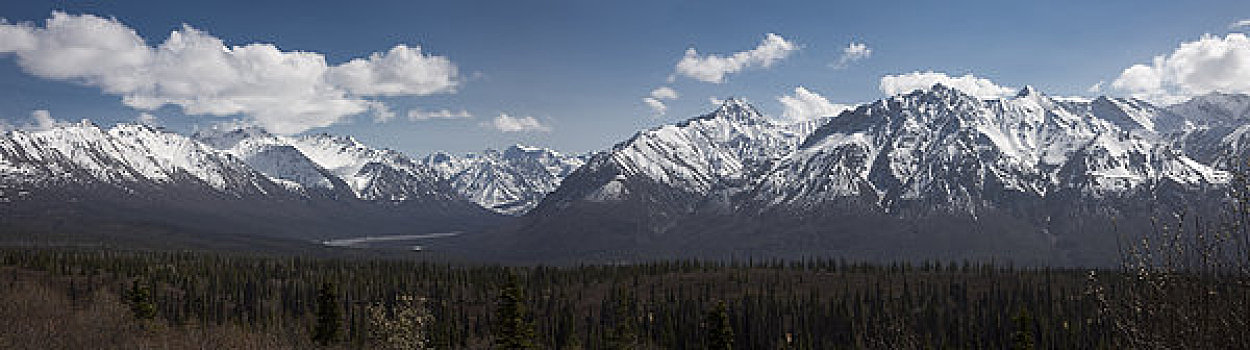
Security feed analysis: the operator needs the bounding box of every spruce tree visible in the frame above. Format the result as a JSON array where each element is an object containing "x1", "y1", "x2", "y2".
[
  {"x1": 705, "y1": 300, "x2": 734, "y2": 350},
  {"x1": 605, "y1": 295, "x2": 639, "y2": 349},
  {"x1": 1011, "y1": 307, "x2": 1035, "y2": 350},
  {"x1": 313, "y1": 282, "x2": 343, "y2": 346},
  {"x1": 494, "y1": 272, "x2": 536, "y2": 349},
  {"x1": 126, "y1": 278, "x2": 157, "y2": 321}
]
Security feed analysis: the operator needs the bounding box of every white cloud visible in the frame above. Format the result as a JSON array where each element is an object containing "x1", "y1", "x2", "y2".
[
  {"x1": 777, "y1": 86, "x2": 850, "y2": 122},
  {"x1": 1087, "y1": 81, "x2": 1104, "y2": 94},
  {"x1": 327, "y1": 45, "x2": 457, "y2": 96},
  {"x1": 368, "y1": 102, "x2": 397, "y2": 122},
  {"x1": 674, "y1": 33, "x2": 798, "y2": 83},
  {"x1": 1231, "y1": 19, "x2": 1250, "y2": 30},
  {"x1": 408, "y1": 108, "x2": 472, "y2": 121},
  {"x1": 879, "y1": 71, "x2": 1015, "y2": 99},
  {"x1": 31, "y1": 110, "x2": 61, "y2": 130},
  {"x1": 650, "y1": 86, "x2": 679, "y2": 100},
  {"x1": 0, "y1": 12, "x2": 461, "y2": 134},
  {"x1": 26, "y1": 109, "x2": 69, "y2": 131},
  {"x1": 708, "y1": 96, "x2": 725, "y2": 106},
  {"x1": 832, "y1": 42, "x2": 872, "y2": 69},
  {"x1": 1110, "y1": 33, "x2": 1250, "y2": 104},
  {"x1": 137, "y1": 112, "x2": 158, "y2": 125},
  {"x1": 643, "y1": 86, "x2": 679, "y2": 115},
  {"x1": 642, "y1": 97, "x2": 667, "y2": 115},
  {"x1": 489, "y1": 114, "x2": 550, "y2": 133}
]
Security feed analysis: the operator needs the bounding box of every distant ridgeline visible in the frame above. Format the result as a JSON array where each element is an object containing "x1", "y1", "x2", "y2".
[{"x1": 3, "y1": 86, "x2": 1250, "y2": 265}]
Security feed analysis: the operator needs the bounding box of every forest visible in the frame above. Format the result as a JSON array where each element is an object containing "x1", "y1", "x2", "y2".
[{"x1": 0, "y1": 218, "x2": 1245, "y2": 350}]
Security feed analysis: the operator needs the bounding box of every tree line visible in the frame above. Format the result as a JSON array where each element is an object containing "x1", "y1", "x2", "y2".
[{"x1": 0, "y1": 249, "x2": 1117, "y2": 348}]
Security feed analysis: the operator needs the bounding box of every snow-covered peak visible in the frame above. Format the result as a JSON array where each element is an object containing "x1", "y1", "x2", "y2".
[
  {"x1": 755, "y1": 84, "x2": 1224, "y2": 212},
  {"x1": 192, "y1": 125, "x2": 275, "y2": 149},
  {"x1": 1015, "y1": 85, "x2": 1042, "y2": 98},
  {"x1": 698, "y1": 97, "x2": 771, "y2": 125},
  {"x1": 1167, "y1": 92, "x2": 1250, "y2": 127},
  {"x1": 1088, "y1": 96, "x2": 1175, "y2": 132},
  {"x1": 537, "y1": 99, "x2": 803, "y2": 214},
  {"x1": 0, "y1": 122, "x2": 278, "y2": 194},
  {"x1": 424, "y1": 145, "x2": 587, "y2": 215}
]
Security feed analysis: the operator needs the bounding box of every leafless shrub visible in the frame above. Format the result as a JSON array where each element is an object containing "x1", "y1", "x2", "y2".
[
  {"x1": 1090, "y1": 188, "x2": 1250, "y2": 348},
  {"x1": 367, "y1": 294, "x2": 433, "y2": 350}
]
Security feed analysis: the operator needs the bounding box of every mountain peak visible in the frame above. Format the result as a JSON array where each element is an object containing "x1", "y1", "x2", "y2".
[
  {"x1": 704, "y1": 97, "x2": 768, "y2": 124},
  {"x1": 192, "y1": 124, "x2": 276, "y2": 149},
  {"x1": 902, "y1": 83, "x2": 967, "y2": 99},
  {"x1": 1015, "y1": 85, "x2": 1042, "y2": 98}
]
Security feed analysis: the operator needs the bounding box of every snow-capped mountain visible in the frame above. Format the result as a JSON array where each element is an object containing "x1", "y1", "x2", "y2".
[
  {"x1": 3, "y1": 83, "x2": 1247, "y2": 264},
  {"x1": 1165, "y1": 92, "x2": 1250, "y2": 168},
  {"x1": 191, "y1": 126, "x2": 347, "y2": 195},
  {"x1": 533, "y1": 98, "x2": 804, "y2": 217},
  {"x1": 192, "y1": 126, "x2": 459, "y2": 203},
  {"x1": 0, "y1": 122, "x2": 285, "y2": 198},
  {"x1": 503, "y1": 85, "x2": 1235, "y2": 265},
  {"x1": 0, "y1": 123, "x2": 502, "y2": 245},
  {"x1": 753, "y1": 84, "x2": 1224, "y2": 212},
  {"x1": 423, "y1": 145, "x2": 586, "y2": 215}
]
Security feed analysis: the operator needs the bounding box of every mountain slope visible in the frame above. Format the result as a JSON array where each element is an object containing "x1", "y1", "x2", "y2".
[
  {"x1": 0, "y1": 123, "x2": 505, "y2": 248},
  {"x1": 1165, "y1": 92, "x2": 1250, "y2": 168},
  {"x1": 754, "y1": 84, "x2": 1223, "y2": 212},
  {"x1": 532, "y1": 99, "x2": 802, "y2": 217},
  {"x1": 498, "y1": 85, "x2": 1230, "y2": 265},
  {"x1": 424, "y1": 145, "x2": 586, "y2": 215}
]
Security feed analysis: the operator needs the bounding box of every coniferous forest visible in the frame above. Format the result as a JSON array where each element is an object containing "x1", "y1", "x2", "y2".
[{"x1": 0, "y1": 248, "x2": 1155, "y2": 349}]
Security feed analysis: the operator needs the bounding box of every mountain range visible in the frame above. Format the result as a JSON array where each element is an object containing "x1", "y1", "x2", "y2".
[{"x1": 0, "y1": 84, "x2": 1245, "y2": 264}]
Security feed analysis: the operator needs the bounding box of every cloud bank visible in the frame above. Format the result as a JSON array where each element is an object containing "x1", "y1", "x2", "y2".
[
  {"x1": 832, "y1": 42, "x2": 872, "y2": 69},
  {"x1": 674, "y1": 33, "x2": 798, "y2": 83},
  {"x1": 879, "y1": 71, "x2": 1014, "y2": 99},
  {"x1": 777, "y1": 87, "x2": 850, "y2": 122},
  {"x1": 489, "y1": 114, "x2": 550, "y2": 133},
  {"x1": 643, "y1": 86, "x2": 680, "y2": 115},
  {"x1": 0, "y1": 12, "x2": 461, "y2": 134},
  {"x1": 408, "y1": 109, "x2": 472, "y2": 121},
  {"x1": 1110, "y1": 33, "x2": 1250, "y2": 104}
]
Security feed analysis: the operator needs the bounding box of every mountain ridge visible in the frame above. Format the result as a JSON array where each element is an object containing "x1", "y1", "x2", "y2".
[{"x1": 1, "y1": 84, "x2": 1246, "y2": 265}]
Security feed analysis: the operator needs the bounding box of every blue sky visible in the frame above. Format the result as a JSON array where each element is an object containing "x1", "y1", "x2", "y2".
[{"x1": 2, "y1": 0, "x2": 1249, "y2": 155}]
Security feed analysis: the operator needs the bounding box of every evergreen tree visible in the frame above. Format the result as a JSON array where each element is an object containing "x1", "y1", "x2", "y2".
[
  {"x1": 1011, "y1": 307, "x2": 1035, "y2": 350},
  {"x1": 494, "y1": 272, "x2": 536, "y2": 349},
  {"x1": 313, "y1": 282, "x2": 343, "y2": 346},
  {"x1": 126, "y1": 278, "x2": 157, "y2": 321},
  {"x1": 605, "y1": 295, "x2": 639, "y2": 349},
  {"x1": 705, "y1": 300, "x2": 734, "y2": 350}
]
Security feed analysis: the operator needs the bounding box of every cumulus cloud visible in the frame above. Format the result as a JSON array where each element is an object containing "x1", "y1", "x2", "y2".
[
  {"x1": 643, "y1": 86, "x2": 680, "y2": 115},
  {"x1": 21, "y1": 109, "x2": 72, "y2": 131},
  {"x1": 831, "y1": 42, "x2": 872, "y2": 69},
  {"x1": 30, "y1": 110, "x2": 64, "y2": 130},
  {"x1": 674, "y1": 33, "x2": 798, "y2": 83},
  {"x1": 1231, "y1": 19, "x2": 1250, "y2": 30},
  {"x1": 0, "y1": 12, "x2": 461, "y2": 134},
  {"x1": 1110, "y1": 33, "x2": 1250, "y2": 104},
  {"x1": 777, "y1": 87, "x2": 850, "y2": 122},
  {"x1": 650, "y1": 86, "x2": 679, "y2": 100},
  {"x1": 489, "y1": 114, "x2": 550, "y2": 132},
  {"x1": 1087, "y1": 81, "x2": 1104, "y2": 94},
  {"x1": 408, "y1": 108, "x2": 472, "y2": 121},
  {"x1": 327, "y1": 45, "x2": 457, "y2": 96},
  {"x1": 642, "y1": 97, "x2": 667, "y2": 115},
  {"x1": 879, "y1": 71, "x2": 1015, "y2": 99},
  {"x1": 137, "y1": 112, "x2": 158, "y2": 125}
]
